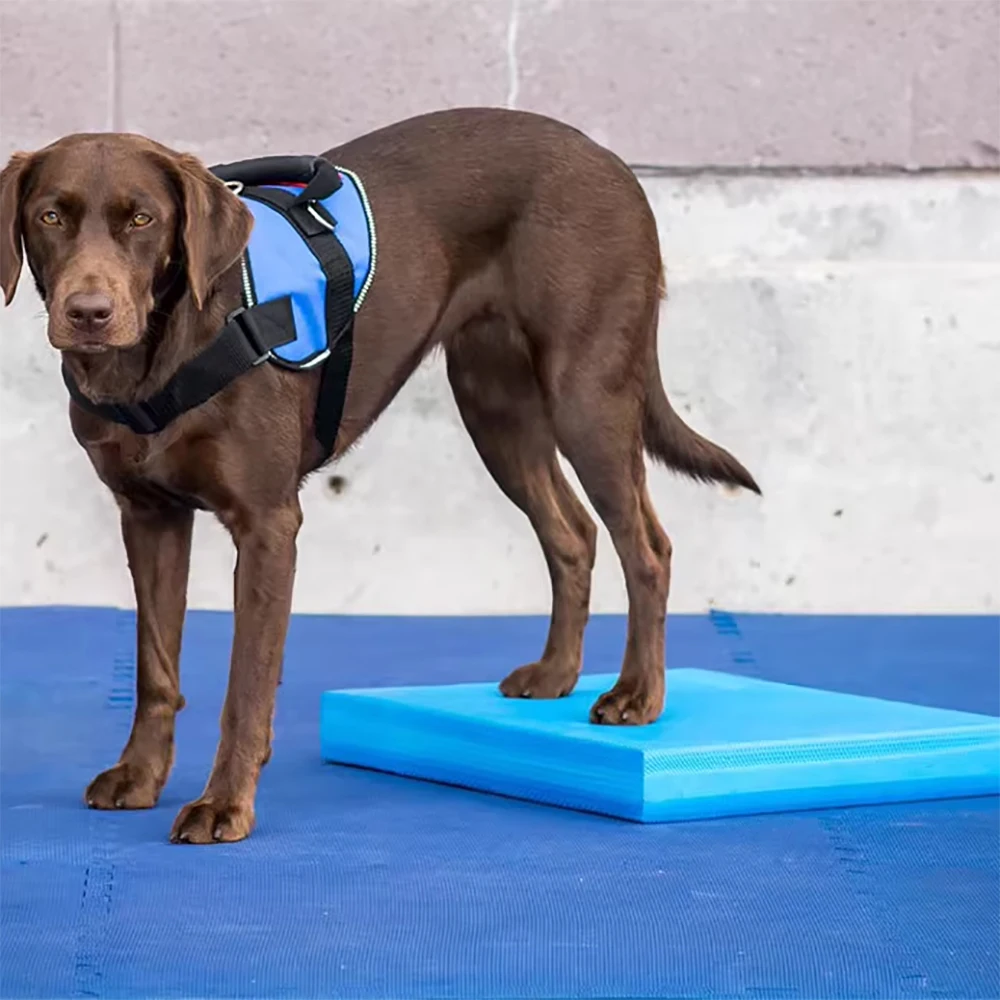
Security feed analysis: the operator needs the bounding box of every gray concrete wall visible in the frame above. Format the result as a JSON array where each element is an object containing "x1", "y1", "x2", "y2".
[
  {"x1": 3, "y1": 173, "x2": 997, "y2": 614},
  {"x1": 2, "y1": 0, "x2": 998, "y2": 167},
  {"x1": 1, "y1": 1, "x2": 998, "y2": 614}
]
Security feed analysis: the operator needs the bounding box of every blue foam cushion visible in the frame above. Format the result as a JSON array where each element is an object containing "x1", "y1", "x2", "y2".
[{"x1": 321, "y1": 669, "x2": 1000, "y2": 822}]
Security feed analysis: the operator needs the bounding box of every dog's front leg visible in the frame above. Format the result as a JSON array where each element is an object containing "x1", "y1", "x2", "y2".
[
  {"x1": 86, "y1": 502, "x2": 193, "y2": 810},
  {"x1": 169, "y1": 499, "x2": 302, "y2": 844}
]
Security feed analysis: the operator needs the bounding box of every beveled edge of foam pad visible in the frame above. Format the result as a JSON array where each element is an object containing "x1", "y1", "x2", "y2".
[
  {"x1": 319, "y1": 670, "x2": 1000, "y2": 823},
  {"x1": 321, "y1": 687, "x2": 646, "y2": 818}
]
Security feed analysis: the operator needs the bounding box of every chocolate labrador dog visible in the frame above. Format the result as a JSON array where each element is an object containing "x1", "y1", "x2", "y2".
[{"x1": 0, "y1": 107, "x2": 758, "y2": 844}]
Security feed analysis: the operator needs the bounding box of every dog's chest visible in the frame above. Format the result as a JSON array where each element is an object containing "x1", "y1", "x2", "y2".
[{"x1": 93, "y1": 435, "x2": 213, "y2": 511}]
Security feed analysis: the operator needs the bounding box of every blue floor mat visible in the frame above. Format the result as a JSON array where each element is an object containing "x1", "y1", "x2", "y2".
[
  {"x1": 1, "y1": 608, "x2": 998, "y2": 999},
  {"x1": 707, "y1": 611, "x2": 1000, "y2": 715}
]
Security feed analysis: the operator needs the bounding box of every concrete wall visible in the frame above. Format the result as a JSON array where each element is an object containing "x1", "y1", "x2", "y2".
[
  {"x1": 2, "y1": 0, "x2": 998, "y2": 167},
  {"x1": 1, "y1": 0, "x2": 998, "y2": 615}
]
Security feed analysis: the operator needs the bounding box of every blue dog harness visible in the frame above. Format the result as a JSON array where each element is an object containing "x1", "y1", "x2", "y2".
[
  {"x1": 61, "y1": 155, "x2": 376, "y2": 460},
  {"x1": 238, "y1": 168, "x2": 376, "y2": 368}
]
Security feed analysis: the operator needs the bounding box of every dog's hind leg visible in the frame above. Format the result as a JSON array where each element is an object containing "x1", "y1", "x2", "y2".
[
  {"x1": 540, "y1": 302, "x2": 673, "y2": 726},
  {"x1": 446, "y1": 316, "x2": 597, "y2": 698}
]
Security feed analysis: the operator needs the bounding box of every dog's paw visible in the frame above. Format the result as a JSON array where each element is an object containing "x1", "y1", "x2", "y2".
[
  {"x1": 589, "y1": 679, "x2": 664, "y2": 725},
  {"x1": 85, "y1": 762, "x2": 162, "y2": 810},
  {"x1": 499, "y1": 660, "x2": 579, "y2": 699},
  {"x1": 169, "y1": 797, "x2": 255, "y2": 845}
]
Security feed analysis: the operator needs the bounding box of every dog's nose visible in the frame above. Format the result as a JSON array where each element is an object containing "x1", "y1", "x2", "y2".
[{"x1": 65, "y1": 292, "x2": 114, "y2": 331}]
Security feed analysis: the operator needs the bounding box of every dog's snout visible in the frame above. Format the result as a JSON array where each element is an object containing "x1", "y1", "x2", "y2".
[{"x1": 65, "y1": 292, "x2": 114, "y2": 332}]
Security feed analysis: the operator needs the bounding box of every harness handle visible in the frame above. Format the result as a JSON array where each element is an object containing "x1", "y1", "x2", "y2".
[{"x1": 209, "y1": 155, "x2": 342, "y2": 203}]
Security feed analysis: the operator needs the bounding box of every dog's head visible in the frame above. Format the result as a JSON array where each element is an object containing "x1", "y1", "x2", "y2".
[{"x1": 0, "y1": 134, "x2": 252, "y2": 354}]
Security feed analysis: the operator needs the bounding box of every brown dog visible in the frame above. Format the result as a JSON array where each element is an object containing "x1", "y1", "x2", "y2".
[{"x1": 0, "y1": 108, "x2": 758, "y2": 844}]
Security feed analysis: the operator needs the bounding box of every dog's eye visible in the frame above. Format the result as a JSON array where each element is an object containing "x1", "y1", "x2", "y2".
[
  {"x1": 130, "y1": 213, "x2": 153, "y2": 229},
  {"x1": 40, "y1": 210, "x2": 61, "y2": 226}
]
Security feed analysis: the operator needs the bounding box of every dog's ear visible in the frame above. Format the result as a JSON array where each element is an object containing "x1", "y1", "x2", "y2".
[
  {"x1": 0, "y1": 150, "x2": 35, "y2": 306},
  {"x1": 169, "y1": 153, "x2": 254, "y2": 311}
]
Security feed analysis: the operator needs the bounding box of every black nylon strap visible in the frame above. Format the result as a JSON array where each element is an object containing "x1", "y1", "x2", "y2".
[
  {"x1": 242, "y1": 186, "x2": 333, "y2": 239},
  {"x1": 241, "y1": 188, "x2": 352, "y2": 332},
  {"x1": 314, "y1": 315, "x2": 354, "y2": 457},
  {"x1": 242, "y1": 185, "x2": 356, "y2": 457},
  {"x1": 62, "y1": 297, "x2": 297, "y2": 434}
]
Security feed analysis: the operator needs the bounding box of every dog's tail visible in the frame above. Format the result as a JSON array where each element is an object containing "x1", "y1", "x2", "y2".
[
  {"x1": 642, "y1": 376, "x2": 760, "y2": 493},
  {"x1": 641, "y1": 268, "x2": 761, "y2": 494}
]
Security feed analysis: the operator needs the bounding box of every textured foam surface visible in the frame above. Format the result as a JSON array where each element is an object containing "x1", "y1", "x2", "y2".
[
  {"x1": 2, "y1": 608, "x2": 998, "y2": 999},
  {"x1": 322, "y1": 669, "x2": 1000, "y2": 822}
]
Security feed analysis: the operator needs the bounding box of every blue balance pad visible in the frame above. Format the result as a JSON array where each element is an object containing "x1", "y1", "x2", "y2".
[{"x1": 320, "y1": 669, "x2": 1000, "y2": 822}]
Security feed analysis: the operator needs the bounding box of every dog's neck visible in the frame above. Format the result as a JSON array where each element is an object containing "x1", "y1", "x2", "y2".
[{"x1": 60, "y1": 266, "x2": 242, "y2": 405}]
